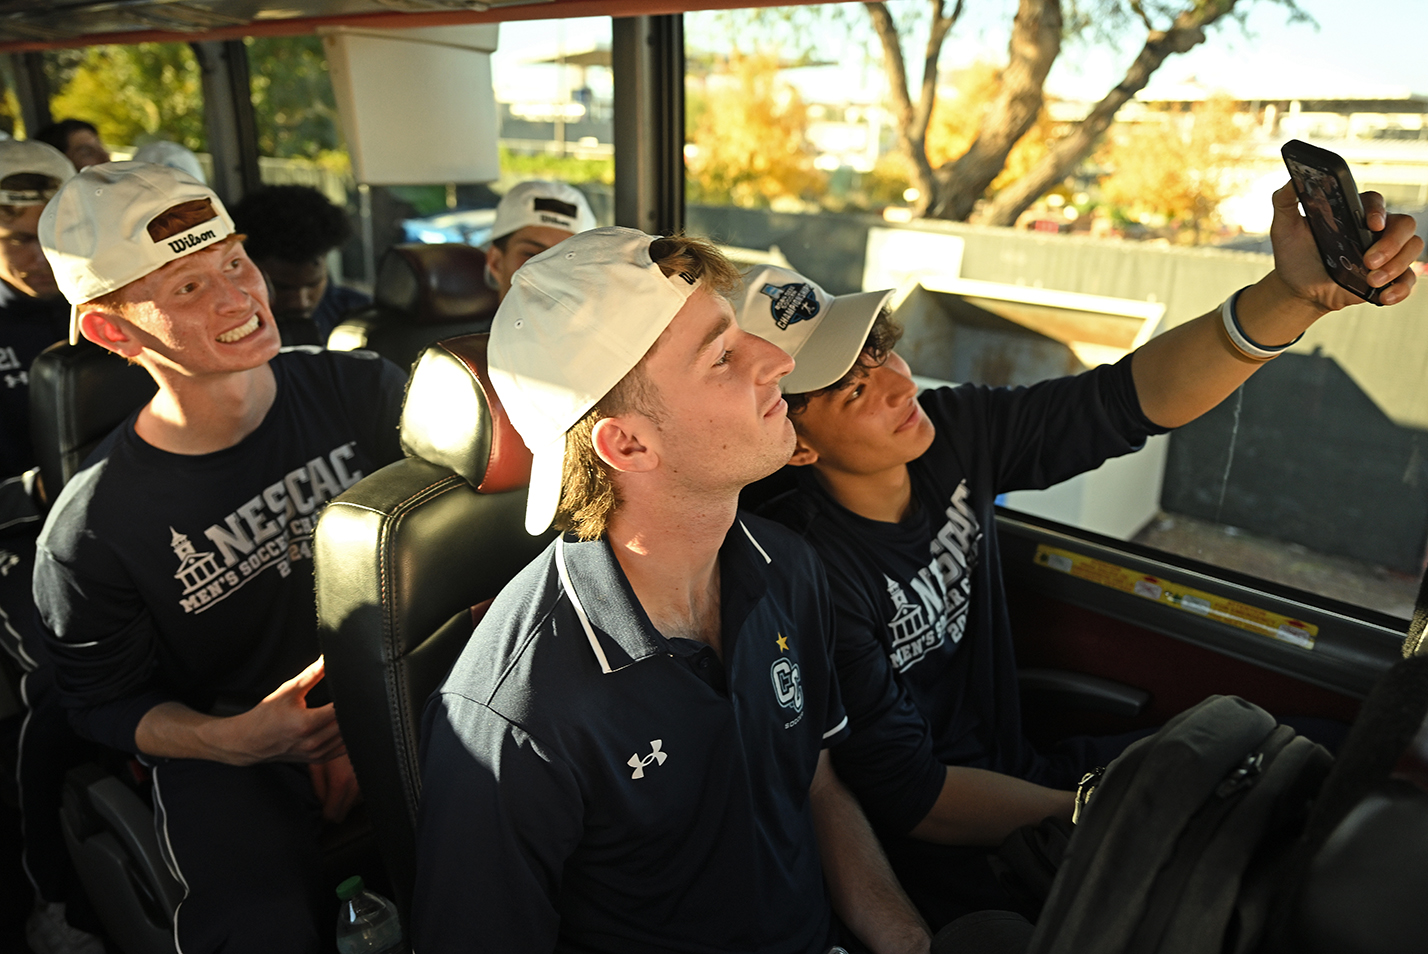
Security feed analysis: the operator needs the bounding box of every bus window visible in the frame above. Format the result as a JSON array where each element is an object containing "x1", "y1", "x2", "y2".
[
  {"x1": 684, "y1": 2, "x2": 1428, "y2": 622},
  {"x1": 41, "y1": 42, "x2": 208, "y2": 172}
]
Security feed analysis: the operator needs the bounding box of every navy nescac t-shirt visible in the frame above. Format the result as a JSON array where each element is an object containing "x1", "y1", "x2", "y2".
[
  {"x1": 33, "y1": 348, "x2": 406, "y2": 752},
  {"x1": 0, "y1": 283, "x2": 69, "y2": 479},
  {"x1": 414, "y1": 515, "x2": 851, "y2": 954},
  {"x1": 766, "y1": 355, "x2": 1167, "y2": 835}
]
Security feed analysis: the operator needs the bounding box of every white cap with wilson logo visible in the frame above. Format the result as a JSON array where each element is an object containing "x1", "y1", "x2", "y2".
[
  {"x1": 0, "y1": 139, "x2": 75, "y2": 206},
  {"x1": 489, "y1": 226, "x2": 699, "y2": 535},
  {"x1": 40, "y1": 161, "x2": 236, "y2": 344},
  {"x1": 491, "y1": 179, "x2": 596, "y2": 244},
  {"x1": 737, "y1": 265, "x2": 894, "y2": 394}
]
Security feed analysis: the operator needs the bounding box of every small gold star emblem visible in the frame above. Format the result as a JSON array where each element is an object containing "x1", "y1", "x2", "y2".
[{"x1": 776, "y1": 633, "x2": 789, "y2": 652}]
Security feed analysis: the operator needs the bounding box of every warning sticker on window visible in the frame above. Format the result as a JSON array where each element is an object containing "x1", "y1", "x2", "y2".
[{"x1": 1033, "y1": 544, "x2": 1318, "y2": 651}]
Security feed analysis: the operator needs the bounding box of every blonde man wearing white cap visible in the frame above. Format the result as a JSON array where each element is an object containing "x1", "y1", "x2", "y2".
[
  {"x1": 742, "y1": 186, "x2": 1421, "y2": 928},
  {"x1": 414, "y1": 228, "x2": 930, "y2": 954},
  {"x1": 485, "y1": 179, "x2": 596, "y2": 299},
  {"x1": 31, "y1": 161, "x2": 407, "y2": 952}
]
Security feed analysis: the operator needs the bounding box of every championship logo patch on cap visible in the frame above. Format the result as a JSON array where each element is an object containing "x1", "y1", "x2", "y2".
[{"x1": 760, "y1": 282, "x2": 821, "y2": 331}]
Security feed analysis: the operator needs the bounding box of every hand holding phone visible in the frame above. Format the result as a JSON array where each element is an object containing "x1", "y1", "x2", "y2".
[{"x1": 1281, "y1": 140, "x2": 1385, "y2": 305}]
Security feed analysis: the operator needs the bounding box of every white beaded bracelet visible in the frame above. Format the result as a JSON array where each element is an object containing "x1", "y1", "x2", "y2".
[{"x1": 1220, "y1": 287, "x2": 1302, "y2": 361}]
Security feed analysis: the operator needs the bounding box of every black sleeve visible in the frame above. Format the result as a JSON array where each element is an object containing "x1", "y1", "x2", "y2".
[
  {"x1": 0, "y1": 470, "x2": 41, "y2": 539},
  {"x1": 412, "y1": 692, "x2": 583, "y2": 954},
  {"x1": 926, "y1": 353, "x2": 1169, "y2": 496},
  {"x1": 825, "y1": 568, "x2": 946, "y2": 835},
  {"x1": 812, "y1": 554, "x2": 851, "y2": 748},
  {"x1": 32, "y1": 532, "x2": 171, "y2": 752}
]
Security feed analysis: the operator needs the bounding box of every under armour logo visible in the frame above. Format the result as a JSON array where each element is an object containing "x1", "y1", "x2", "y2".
[{"x1": 628, "y1": 740, "x2": 668, "y2": 779}]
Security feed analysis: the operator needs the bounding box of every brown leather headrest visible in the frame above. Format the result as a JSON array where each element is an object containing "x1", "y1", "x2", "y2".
[
  {"x1": 375, "y1": 244, "x2": 499, "y2": 325},
  {"x1": 399, "y1": 334, "x2": 532, "y2": 493}
]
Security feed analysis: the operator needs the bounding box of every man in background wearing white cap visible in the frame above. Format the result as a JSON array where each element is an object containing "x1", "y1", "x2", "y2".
[
  {"x1": 0, "y1": 137, "x2": 110, "y2": 954},
  {"x1": 414, "y1": 228, "x2": 930, "y2": 954},
  {"x1": 741, "y1": 184, "x2": 1421, "y2": 928},
  {"x1": 485, "y1": 178, "x2": 596, "y2": 300},
  {"x1": 30, "y1": 161, "x2": 406, "y2": 952}
]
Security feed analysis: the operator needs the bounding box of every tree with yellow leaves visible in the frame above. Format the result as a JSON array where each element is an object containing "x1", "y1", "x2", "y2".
[
  {"x1": 924, "y1": 61, "x2": 1056, "y2": 198},
  {"x1": 686, "y1": 51, "x2": 825, "y2": 209},
  {"x1": 50, "y1": 44, "x2": 207, "y2": 152},
  {"x1": 1098, "y1": 93, "x2": 1250, "y2": 244}
]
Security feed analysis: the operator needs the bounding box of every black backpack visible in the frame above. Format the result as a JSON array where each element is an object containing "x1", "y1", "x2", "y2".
[{"x1": 1024, "y1": 695, "x2": 1332, "y2": 954}]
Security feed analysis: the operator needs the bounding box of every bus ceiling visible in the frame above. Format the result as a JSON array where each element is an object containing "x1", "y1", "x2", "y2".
[{"x1": 0, "y1": 0, "x2": 826, "y2": 52}]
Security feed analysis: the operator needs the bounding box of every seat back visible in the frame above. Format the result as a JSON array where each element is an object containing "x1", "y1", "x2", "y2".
[
  {"x1": 29, "y1": 341, "x2": 158, "y2": 500},
  {"x1": 314, "y1": 333, "x2": 554, "y2": 916},
  {"x1": 327, "y1": 244, "x2": 499, "y2": 373}
]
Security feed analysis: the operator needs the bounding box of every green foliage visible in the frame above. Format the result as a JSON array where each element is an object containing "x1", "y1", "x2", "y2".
[
  {"x1": 49, "y1": 43, "x2": 206, "y2": 150},
  {"x1": 245, "y1": 35, "x2": 346, "y2": 166},
  {"x1": 499, "y1": 146, "x2": 613, "y2": 186}
]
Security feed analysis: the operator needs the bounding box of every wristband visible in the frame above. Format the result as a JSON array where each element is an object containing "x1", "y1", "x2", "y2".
[{"x1": 1220, "y1": 287, "x2": 1302, "y2": 361}]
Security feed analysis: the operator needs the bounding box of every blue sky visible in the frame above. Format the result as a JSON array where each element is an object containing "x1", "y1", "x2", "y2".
[{"x1": 489, "y1": 1, "x2": 1426, "y2": 104}]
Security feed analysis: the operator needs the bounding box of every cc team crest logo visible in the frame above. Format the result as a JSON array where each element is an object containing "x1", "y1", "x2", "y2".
[
  {"x1": 770, "y1": 658, "x2": 803, "y2": 712},
  {"x1": 760, "y1": 282, "x2": 821, "y2": 331}
]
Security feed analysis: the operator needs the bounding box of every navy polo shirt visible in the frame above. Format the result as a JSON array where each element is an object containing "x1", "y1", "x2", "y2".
[{"x1": 413, "y1": 513, "x2": 850, "y2": 954}]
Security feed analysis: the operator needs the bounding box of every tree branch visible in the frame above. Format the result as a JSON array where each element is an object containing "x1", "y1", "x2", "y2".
[
  {"x1": 913, "y1": 0, "x2": 962, "y2": 138},
  {"x1": 973, "y1": 0, "x2": 1240, "y2": 226},
  {"x1": 865, "y1": 2, "x2": 936, "y2": 214},
  {"x1": 929, "y1": 0, "x2": 1062, "y2": 220}
]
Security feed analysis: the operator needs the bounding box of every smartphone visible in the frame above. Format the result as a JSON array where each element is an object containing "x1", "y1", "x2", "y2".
[{"x1": 1281, "y1": 139, "x2": 1384, "y2": 305}]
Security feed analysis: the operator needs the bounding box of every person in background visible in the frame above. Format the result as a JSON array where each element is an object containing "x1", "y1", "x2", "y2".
[
  {"x1": 33, "y1": 119, "x2": 109, "y2": 170},
  {"x1": 485, "y1": 179, "x2": 596, "y2": 300},
  {"x1": 0, "y1": 138, "x2": 108, "y2": 954},
  {"x1": 230, "y1": 184, "x2": 369, "y2": 344},
  {"x1": 132, "y1": 139, "x2": 207, "y2": 184}
]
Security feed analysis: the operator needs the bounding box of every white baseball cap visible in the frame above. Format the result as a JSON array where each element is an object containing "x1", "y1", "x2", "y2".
[
  {"x1": 132, "y1": 140, "x2": 207, "y2": 184},
  {"x1": 40, "y1": 161, "x2": 237, "y2": 344},
  {"x1": 737, "y1": 265, "x2": 894, "y2": 394},
  {"x1": 491, "y1": 180, "x2": 596, "y2": 244},
  {"x1": 488, "y1": 226, "x2": 700, "y2": 535},
  {"x1": 0, "y1": 139, "x2": 75, "y2": 206}
]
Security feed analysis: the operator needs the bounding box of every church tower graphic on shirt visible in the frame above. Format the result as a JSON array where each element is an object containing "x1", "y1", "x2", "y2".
[
  {"x1": 884, "y1": 574, "x2": 929, "y2": 669},
  {"x1": 171, "y1": 527, "x2": 222, "y2": 595}
]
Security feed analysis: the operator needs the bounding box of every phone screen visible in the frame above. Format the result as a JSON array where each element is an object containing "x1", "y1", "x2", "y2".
[{"x1": 1283, "y1": 153, "x2": 1379, "y2": 303}]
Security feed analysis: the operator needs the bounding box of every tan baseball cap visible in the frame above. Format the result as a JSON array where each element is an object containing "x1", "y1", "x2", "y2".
[
  {"x1": 737, "y1": 266, "x2": 894, "y2": 394},
  {"x1": 488, "y1": 226, "x2": 700, "y2": 535},
  {"x1": 39, "y1": 161, "x2": 237, "y2": 344}
]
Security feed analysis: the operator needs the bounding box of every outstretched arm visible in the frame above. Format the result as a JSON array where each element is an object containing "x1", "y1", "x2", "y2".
[
  {"x1": 1132, "y1": 184, "x2": 1421, "y2": 429},
  {"x1": 810, "y1": 750, "x2": 931, "y2": 954}
]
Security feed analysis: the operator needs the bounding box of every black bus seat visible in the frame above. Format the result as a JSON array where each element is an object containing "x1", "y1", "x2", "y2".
[
  {"x1": 326, "y1": 244, "x2": 499, "y2": 374},
  {"x1": 314, "y1": 333, "x2": 555, "y2": 918},
  {"x1": 29, "y1": 340, "x2": 158, "y2": 502}
]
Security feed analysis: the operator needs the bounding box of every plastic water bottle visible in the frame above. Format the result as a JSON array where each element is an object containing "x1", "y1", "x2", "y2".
[{"x1": 335, "y1": 876, "x2": 406, "y2": 954}]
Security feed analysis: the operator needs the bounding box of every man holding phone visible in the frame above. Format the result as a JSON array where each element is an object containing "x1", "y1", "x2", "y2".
[{"x1": 742, "y1": 182, "x2": 1420, "y2": 927}]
